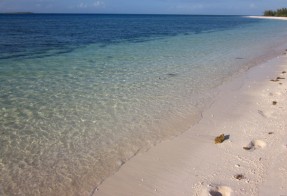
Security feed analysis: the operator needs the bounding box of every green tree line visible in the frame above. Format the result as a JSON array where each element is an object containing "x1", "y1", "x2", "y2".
[{"x1": 264, "y1": 8, "x2": 287, "y2": 17}]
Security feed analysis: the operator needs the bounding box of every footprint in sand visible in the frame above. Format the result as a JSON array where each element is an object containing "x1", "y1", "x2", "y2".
[
  {"x1": 208, "y1": 185, "x2": 233, "y2": 196},
  {"x1": 243, "y1": 139, "x2": 266, "y2": 151}
]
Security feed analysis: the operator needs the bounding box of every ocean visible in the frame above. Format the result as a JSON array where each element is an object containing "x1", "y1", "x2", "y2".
[{"x1": 0, "y1": 14, "x2": 287, "y2": 195}]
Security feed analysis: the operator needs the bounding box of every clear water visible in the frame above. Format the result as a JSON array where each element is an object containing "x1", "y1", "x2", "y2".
[{"x1": 0, "y1": 14, "x2": 287, "y2": 195}]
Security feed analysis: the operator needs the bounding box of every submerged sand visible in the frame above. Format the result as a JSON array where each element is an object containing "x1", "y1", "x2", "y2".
[{"x1": 94, "y1": 51, "x2": 287, "y2": 195}]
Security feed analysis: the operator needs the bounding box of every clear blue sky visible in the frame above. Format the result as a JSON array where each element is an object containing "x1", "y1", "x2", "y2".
[{"x1": 0, "y1": 0, "x2": 286, "y2": 15}]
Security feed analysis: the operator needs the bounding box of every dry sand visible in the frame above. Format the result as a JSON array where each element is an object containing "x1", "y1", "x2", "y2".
[{"x1": 94, "y1": 52, "x2": 287, "y2": 196}]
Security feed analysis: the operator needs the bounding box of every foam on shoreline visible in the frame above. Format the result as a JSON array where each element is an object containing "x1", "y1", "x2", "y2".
[{"x1": 95, "y1": 50, "x2": 287, "y2": 195}]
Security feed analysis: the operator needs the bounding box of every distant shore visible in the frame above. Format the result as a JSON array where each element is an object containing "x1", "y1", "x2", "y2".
[{"x1": 246, "y1": 15, "x2": 287, "y2": 20}]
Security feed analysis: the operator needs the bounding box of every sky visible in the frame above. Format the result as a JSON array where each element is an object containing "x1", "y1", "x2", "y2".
[{"x1": 0, "y1": 0, "x2": 286, "y2": 15}]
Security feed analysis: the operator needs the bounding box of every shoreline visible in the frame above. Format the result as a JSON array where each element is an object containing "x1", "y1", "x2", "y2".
[
  {"x1": 94, "y1": 51, "x2": 287, "y2": 195},
  {"x1": 246, "y1": 16, "x2": 287, "y2": 20}
]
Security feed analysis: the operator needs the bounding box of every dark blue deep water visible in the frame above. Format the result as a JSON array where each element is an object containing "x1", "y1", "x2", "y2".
[{"x1": 0, "y1": 14, "x2": 258, "y2": 60}]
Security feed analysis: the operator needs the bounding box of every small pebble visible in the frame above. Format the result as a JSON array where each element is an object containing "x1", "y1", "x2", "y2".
[
  {"x1": 234, "y1": 174, "x2": 244, "y2": 180},
  {"x1": 243, "y1": 146, "x2": 252, "y2": 150},
  {"x1": 116, "y1": 160, "x2": 124, "y2": 166}
]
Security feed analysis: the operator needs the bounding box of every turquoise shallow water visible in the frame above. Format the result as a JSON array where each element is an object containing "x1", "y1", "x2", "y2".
[{"x1": 1, "y1": 15, "x2": 287, "y2": 195}]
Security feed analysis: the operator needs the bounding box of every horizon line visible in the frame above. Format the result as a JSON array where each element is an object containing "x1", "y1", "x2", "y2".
[{"x1": 0, "y1": 12, "x2": 259, "y2": 16}]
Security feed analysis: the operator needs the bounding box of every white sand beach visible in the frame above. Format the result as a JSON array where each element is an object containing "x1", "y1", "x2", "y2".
[
  {"x1": 94, "y1": 50, "x2": 287, "y2": 196},
  {"x1": 246, "y1": 16, "x2": 287, "y2": 20}
]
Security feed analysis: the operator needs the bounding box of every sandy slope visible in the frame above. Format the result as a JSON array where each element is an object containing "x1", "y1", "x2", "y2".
[{"x1": 94, "y1": 52, "x2": 287, "y2": 196}]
